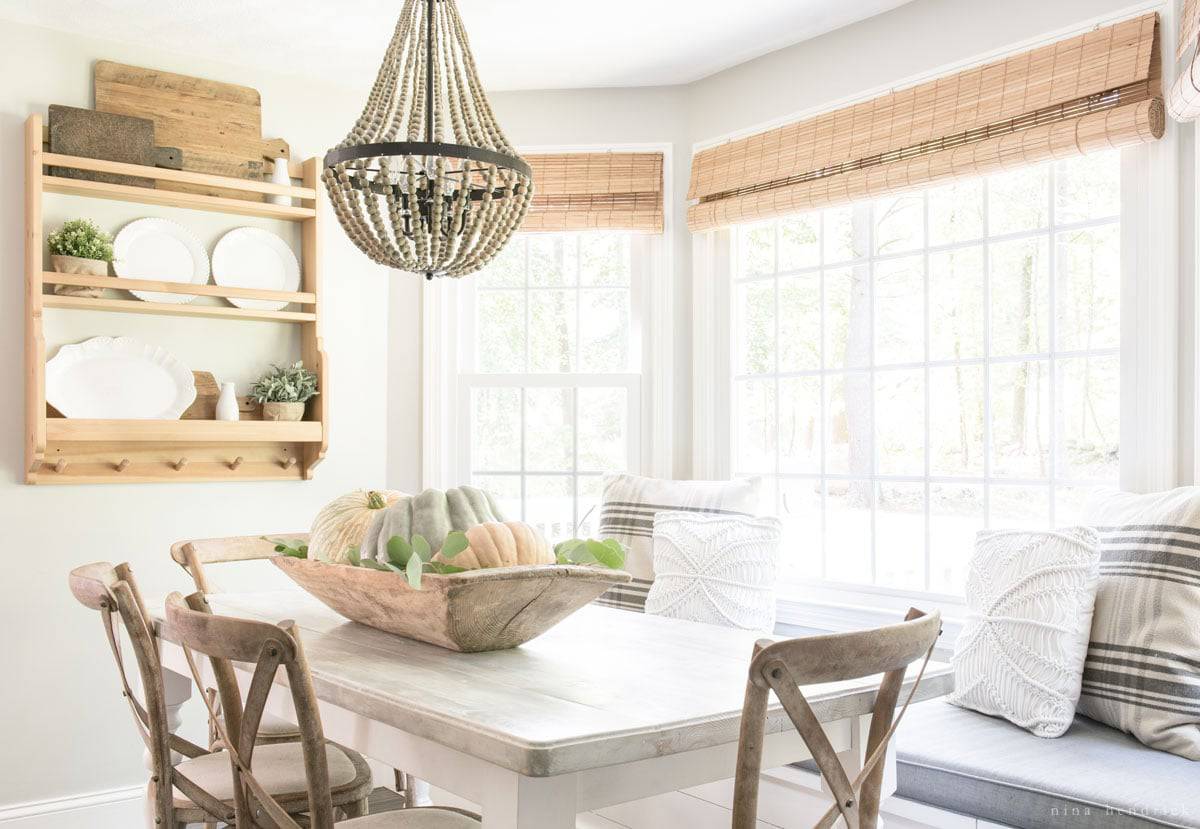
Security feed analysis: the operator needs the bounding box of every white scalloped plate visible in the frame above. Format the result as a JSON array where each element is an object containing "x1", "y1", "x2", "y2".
[
  {"x1": 113, "y1": 218, "x2": 210, "y2": 303},
  {"x1": 212, "y1": 227, "x2": 300, "y2": 311},
  {"x1": 46, "y1": 337, "x2": 196, "y2": 420}
]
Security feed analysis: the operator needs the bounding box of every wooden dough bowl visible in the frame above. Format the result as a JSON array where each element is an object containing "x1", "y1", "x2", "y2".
[{"x1": 273, "y1": 557, "x2": 631, "y2": 652}]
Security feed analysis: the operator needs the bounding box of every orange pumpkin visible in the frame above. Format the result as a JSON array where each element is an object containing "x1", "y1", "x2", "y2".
[{"x1": 435, "y1": 521, "x2": 553, "y2": 570}]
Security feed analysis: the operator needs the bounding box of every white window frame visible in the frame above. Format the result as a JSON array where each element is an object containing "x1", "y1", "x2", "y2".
[
  {"x1": 694, "y1": 142, "x2": 1179, "y2": 629},
  {"x1": 422, "y1": 143, "x2": 674, "y2": 505}
]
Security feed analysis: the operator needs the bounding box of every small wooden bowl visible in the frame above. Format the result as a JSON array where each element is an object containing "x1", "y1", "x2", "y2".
[{"x1": 273, "y1": 557, "x2": 631, "y2": 652}]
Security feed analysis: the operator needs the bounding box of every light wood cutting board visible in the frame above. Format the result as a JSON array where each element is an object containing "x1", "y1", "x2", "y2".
[{"x1": 94, "y1": 60, "x2": 289, "y2": 200}]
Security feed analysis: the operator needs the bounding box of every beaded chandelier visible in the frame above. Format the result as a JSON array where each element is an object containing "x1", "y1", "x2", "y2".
[{"x1": 324, "y1": 0, "x2": 532, "y2": 279}]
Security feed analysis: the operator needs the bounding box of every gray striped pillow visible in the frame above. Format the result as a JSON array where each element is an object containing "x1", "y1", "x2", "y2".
[
  {"x1": 1081, "y1": 487, "x2": 1200, "y2": 759},
  {"x1": 595, "y1": 474, "x2": 761, "y2": 611}
]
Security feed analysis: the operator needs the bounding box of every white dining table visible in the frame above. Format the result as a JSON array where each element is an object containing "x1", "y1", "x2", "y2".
[{"x1": 150, "y1": 590, "x2": 951, "y2": 828}]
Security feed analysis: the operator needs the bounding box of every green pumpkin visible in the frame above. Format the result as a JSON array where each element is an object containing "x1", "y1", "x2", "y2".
[{"x1": 361, "y1": 485, "x2": 506, "y2": 561}]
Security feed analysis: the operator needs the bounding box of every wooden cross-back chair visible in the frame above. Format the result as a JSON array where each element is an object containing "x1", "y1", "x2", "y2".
[
  {"x1": 163, "y1": 591, "x2": 482, "y2": 828},
  {"x1": 732, "y1": 608, "x2": 942, "y2": 829}
]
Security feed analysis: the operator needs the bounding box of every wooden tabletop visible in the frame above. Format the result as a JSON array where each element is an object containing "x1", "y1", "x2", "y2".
[{"x1": 153, "y1": 590, "x2": 952, "y2": 777}]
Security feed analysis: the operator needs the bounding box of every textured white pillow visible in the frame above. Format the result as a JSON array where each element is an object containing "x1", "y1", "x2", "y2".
[
  {"x1": 644, "y1": 511, "x2": 781, "y2": 632},
  {"x1": 950, "y1": 527, "x2": 1101, "y2": 738}
]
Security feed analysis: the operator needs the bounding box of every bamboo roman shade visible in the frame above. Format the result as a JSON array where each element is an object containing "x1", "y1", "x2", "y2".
[
  {"x1": 688, "y1": 13, "x2": 1163, "y2": 232},
  {"x1": 522, "y1": 152, "x2": 664, "y2": 233},
  {"x1": 1169, "y1": 0, "x2": 1200, "y2": 121}
]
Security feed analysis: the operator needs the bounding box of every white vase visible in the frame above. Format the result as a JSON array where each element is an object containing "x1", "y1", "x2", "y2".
[
  {"x1": 268, "y1": 158, "x2": 292, "y2": 206},
  {"x1": 216, "y1": 382, "x2": 239, "y2": 422}
]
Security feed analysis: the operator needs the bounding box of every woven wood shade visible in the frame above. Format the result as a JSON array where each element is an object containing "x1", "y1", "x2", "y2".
[
  {"x1": 689, "y1": 13, "x2": 1162, "y2": 232},
  {"x1": 1169, "y1": 0, "x2": 1200, "y2": 121},
  {"x1": 522, "y1": 152, "x2": 664, "y2": 233}
]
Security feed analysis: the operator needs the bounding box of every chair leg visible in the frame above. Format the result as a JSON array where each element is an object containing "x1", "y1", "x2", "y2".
[{"x1": 342, "y1": 797, "x2": 369, "y2": 818}]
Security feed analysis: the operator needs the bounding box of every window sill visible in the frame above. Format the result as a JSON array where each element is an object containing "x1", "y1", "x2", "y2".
[{"x1": 775, "y1": 586, "x2": 965, "y2": 647}]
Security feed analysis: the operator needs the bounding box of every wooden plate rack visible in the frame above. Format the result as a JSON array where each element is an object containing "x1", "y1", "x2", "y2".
[{"x1": 24, "y1": 113, "x2": 328, "y2": 485}]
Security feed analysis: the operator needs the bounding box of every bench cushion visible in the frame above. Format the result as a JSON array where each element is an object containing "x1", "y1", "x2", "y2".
[{"x1": 895, "y1": 700, "x2": 1200, "y2": 828}]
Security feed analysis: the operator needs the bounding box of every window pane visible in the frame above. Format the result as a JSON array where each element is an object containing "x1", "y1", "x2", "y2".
[
  {"x1": 824, "y1": 265, "x2": 870, "y2": 369},
  {"x1": 576, "y1": 475, "x2": 605, "y2": 536},
  {"x1": 478, "y1": 240, "x2": 525, "y2": 287},
  {"x1": 471, "y1": 388, "x2": 521, "y2": 471},
  {"x1": 476, "y1": 290, "x2": 526, "y2": 372},
  {"x1": 928, "y1": 179, "x2": 983, "y2": 245},
  {"x1": 875, "y1": 369, "x2": 924, "y2": 475},
  {"x1": 735, "y1": 378, "x2": 776, "y2": 473},
  {"x1": 780, "y1": 478, "x2": 822, "y2": 579},
  {"x1": 528, "y1": 290, "x2": 577, "y2": 372},
  {"x1": 988, "y1": 165, "x2": 1049, "y2": 235},
  {"x1": 525, "y1": 475, "x2": 574, "y2": 539},
  {"x1": 1055, "y1": 485, "x2": 1095, "y2": 527},
  {"x1": 990, "y1": 237, "x2": 1049, "y2": 357},
  {"x1": 1056, "y1": 356, "x2": 1119, "y2": 481},
  {"x1": 876, "y1": 483, "x2": 925, "y2": 590},
  {"x1": 579, "y1": 289, "x2": 630, "y2": 372},
  {"x1": 874, "y1": 194, "x2": 924, "y2": 255},
  {"x1": 930, "y1": 484, "x2": 984, "y2": 594},
  {"x1": 737, "y1": 280, "x2": 776, "y2": 375},
  {"x1": 990, "y1": 360, "x2": 1050, "y2": 479},
  {"x1": 989, "y1": 484, "x2": 1050, "y2": 529},
  {"x1": 826, "y1": 373, "x2": 872, "y2": 476},
  {"x1": 929, "y1": 365, "x2": 984, "y2": 477},
  {"x1": 779, "y1": 376, "x2": 821, "y2": 474},
  {"x1": 472, "y1": 474, "x2": 522, "y2": 521},
  {"x1": 826, "y1": 481, "x2": 873, "y2": 583},
  {"x1": 929, "y1": 247, "x2": 984, "y2": 361},
  {"x1": 527, "y1": 235, "x2": 576, "y2": 286},
  {"x1": 1056, "y1": 225, "x2": 1120, "y2": 351},
  {"x1": 739, "y1": 221, "x2": 775, "y2": 276},
  {"x1": 824, "y1": 204, "x2": 865, "y2": 264},
  {"x1": 579, "y1": 233, "x2": 631, "y2": 286},
  {"x1": 875, "y1": 255, "x2": 924, "y2": 365},
  {"x1": 578, "y1": 387, "x2": 628, "y2": 472},
  {"x1": 779, "y1": 213, "x2": 820, "y2": 272},
  {"x1": 1055, "y1": 151, "x2": 1120, "y2": 223},
  {"x1": 524, "y1": 387, "x2": 573, "y2": 472},
  {"x1": 778, "y1": 274, "x2": 820, "y2": 372}
]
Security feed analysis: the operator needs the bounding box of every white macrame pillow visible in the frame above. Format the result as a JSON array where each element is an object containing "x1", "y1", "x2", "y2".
[
  {"x1": 644, "y1": 511, "x2": 781, "y2": 632},
  {"x1": 950, "y1": 527, "x2": 1101, "y2": 738}
]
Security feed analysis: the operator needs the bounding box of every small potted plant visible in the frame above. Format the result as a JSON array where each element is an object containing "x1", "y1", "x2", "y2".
[
  {"x1": 250, "y1": 361, "x2": 318, "y2": 421},
  {"x1": 46, "y1": 218, "x2": 114, "y2": 298}
]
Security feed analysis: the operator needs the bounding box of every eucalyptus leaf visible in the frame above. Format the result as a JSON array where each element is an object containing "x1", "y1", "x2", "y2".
[
  {"x1": 346, "y1": 547, "x2": 362, "y2": 567},
  {"x1": 358, "y1": 559, "x2": 390, "y2": 571},
  {"x1": 441, "y1": 531, "x2": 469, "y2": 559},
  {"x1": 425, "y1": 561, "x2": 468, "y2": 575},
  {"x1": 386, "y1": 536, "x2": 413, "y2": 567},
  {"x1": 586, "y1": 539, "x2": 624, "y2": 569},
  {"x1": 412, "y1": 534, "x2": 432, "y2": 562},
  {"x1": 406, "y1": 550, "x2": 423, "y2": 588}
]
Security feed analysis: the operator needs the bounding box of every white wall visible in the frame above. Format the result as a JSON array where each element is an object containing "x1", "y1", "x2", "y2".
[{"x1": 0, "y1": 18, "x2": 392, "y2": 818}]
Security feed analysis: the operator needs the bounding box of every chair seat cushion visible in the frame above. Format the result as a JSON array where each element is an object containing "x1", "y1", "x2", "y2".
[
  {"x1": 173, "y1": 741, "x2": 361, "y2": 807},
  {"x1": 220, "y1": 711, "x2": 301, "y2": 741},
  {"x1": 895, "y1": 700, "x2": 1200, "y2": 828},
  {"x1": 341, "y1": 807, "x2": 480, "y2": 827}
]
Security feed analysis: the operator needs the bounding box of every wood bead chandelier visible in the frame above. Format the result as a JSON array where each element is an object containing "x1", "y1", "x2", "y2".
[{"x1": 324, "y1": 0, "x2": 532, "y2": 279}]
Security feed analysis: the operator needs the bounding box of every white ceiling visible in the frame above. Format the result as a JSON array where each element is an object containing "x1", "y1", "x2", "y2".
[{"x1": 0, "y1": 0, "x2": 912, "y2": 91}]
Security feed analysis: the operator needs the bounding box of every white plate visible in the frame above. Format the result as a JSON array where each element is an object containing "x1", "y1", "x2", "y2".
[
  {"x1": 46, "y1": 337, "x2": 196, "y2": 420},
  {"x1": 113, "y1": 218, "x2": 210, "y2": 303},
  {"x1": 212, "y1": 227, "x2": 301, "y2": 311}
]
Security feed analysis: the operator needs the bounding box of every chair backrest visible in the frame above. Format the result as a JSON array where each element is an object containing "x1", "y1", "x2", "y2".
[
  {"x1": 68, "y1": 563, "x2": 225, "y2": 825},
  {"x1": 170, "y1": 533, "x2": 308, "y2": 593},
  {"x1": 163, "y1": 590, "x2": 335, "y2": 829},
  {"x1": 732, "y1": 608, "x2": 941, "y2": 829}
]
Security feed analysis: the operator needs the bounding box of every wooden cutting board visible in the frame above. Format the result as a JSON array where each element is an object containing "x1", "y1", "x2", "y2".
[{"x1": 94, "y1": 60, "x2": 289, "y2": 200}]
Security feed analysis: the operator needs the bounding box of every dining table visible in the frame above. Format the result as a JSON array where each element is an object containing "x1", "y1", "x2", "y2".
[{"x1": 150, "y1": 590, "x2": 952, "y2": 828}]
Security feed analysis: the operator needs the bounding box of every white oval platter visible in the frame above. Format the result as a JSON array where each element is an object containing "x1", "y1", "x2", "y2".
[
  {"x1": 113, "y1": 218, "x2": 210, "y2": 304},
  {"x1": 212, "y1": 227, "x2": 300, "y2": 311},
  {"x1": 46, "y1": 337, "x2": 197, "y2": 420}
]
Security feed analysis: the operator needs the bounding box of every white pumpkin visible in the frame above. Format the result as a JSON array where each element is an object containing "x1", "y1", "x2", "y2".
[{"x1": 310, "y1": 489, "x2": 405, "y2": 563}]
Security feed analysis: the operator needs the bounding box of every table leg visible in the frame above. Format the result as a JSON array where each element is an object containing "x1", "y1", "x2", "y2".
[
  {"x1": 480, "y1": 772, "x2": 579, "y2": 829},
  {"x1": 144, "y1": 666, "x2": 192, "y2": 828}
]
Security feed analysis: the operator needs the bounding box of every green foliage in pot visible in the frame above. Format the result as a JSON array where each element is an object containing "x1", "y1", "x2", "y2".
[
  {"x1": 250, "y1": 361, "x2": 318, "y2": 404},
  {"x1": 47, "y1": 219, "x2": 114, "y2": 262},
  {"x1": 349, "y1": 531, "x2": 471, "y2": 589}
]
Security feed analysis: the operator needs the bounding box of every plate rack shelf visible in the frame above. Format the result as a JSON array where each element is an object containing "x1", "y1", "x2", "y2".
[{"x1": 24, "y1": 113, "x2": 328, "y2": 485}]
